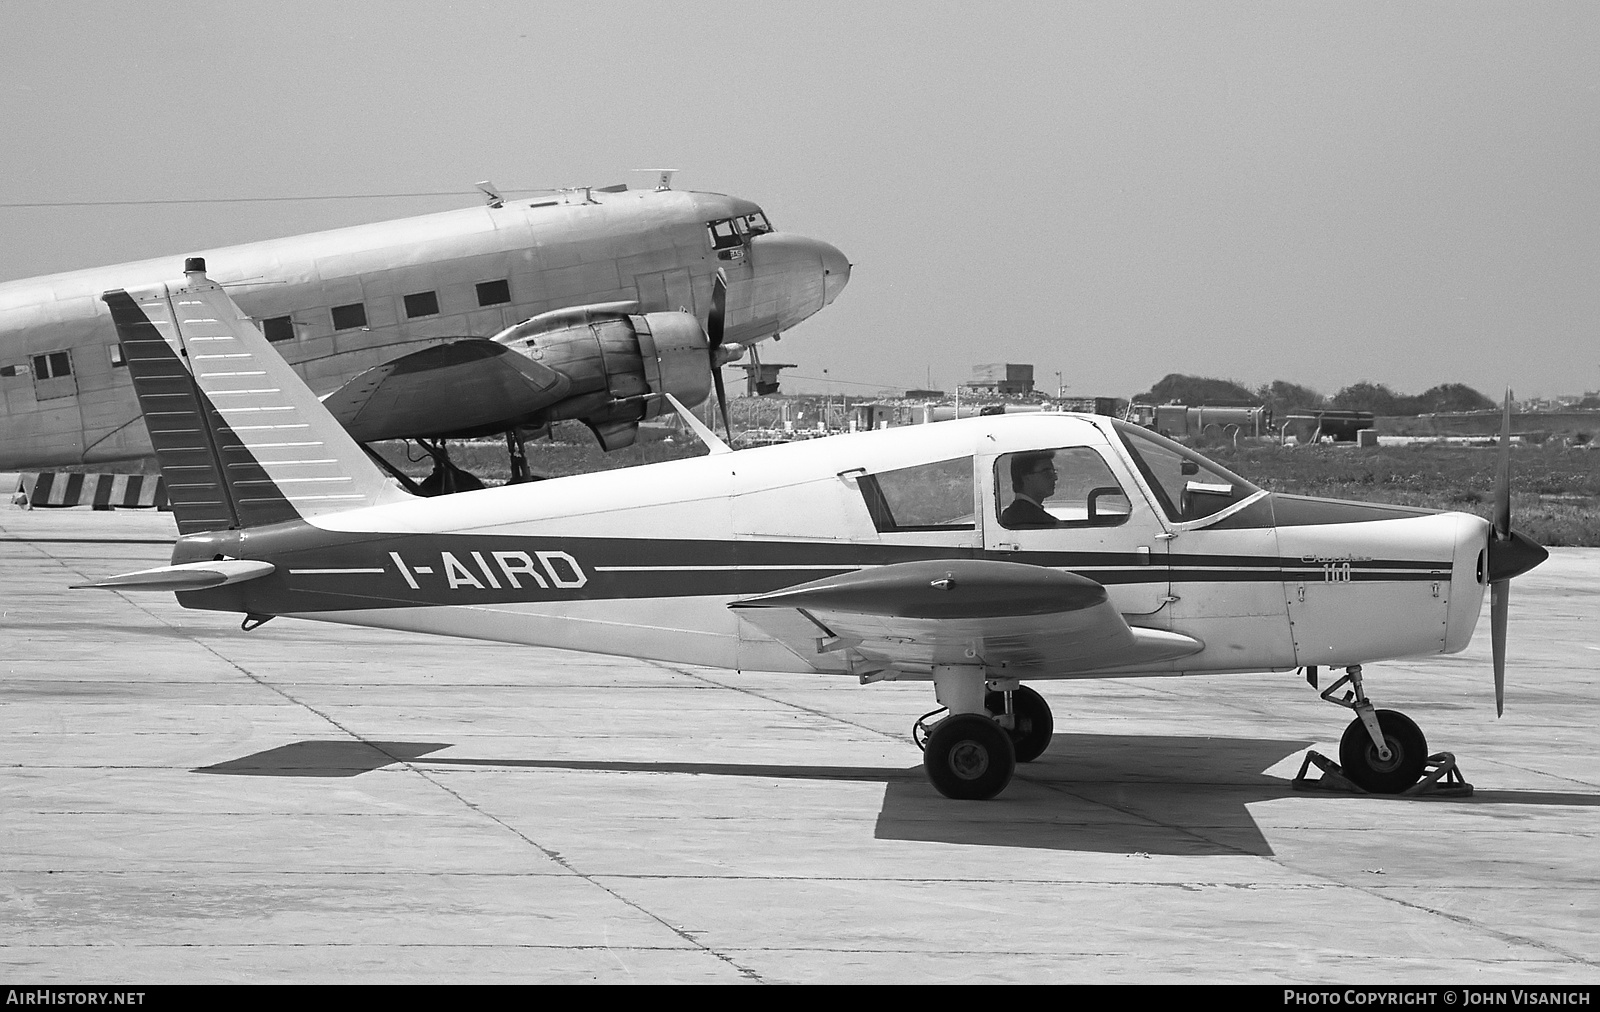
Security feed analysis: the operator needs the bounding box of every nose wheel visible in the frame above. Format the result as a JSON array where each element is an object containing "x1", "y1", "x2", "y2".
[
  {"x1": 1338, "y1": 710, "x2": 1427, "y2": 794},
  {"x1": 1317, "y1": 665, "x2": 1429, "y2": 794}
]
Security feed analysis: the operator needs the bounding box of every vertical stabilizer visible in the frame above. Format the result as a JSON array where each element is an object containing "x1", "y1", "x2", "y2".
[{"x1": 104, "y1": 261, "x2": 413, "y2": 534}]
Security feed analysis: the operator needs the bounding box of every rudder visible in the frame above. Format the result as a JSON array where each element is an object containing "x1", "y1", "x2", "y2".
[{"x1": 104, "y1": 260, "x2": 412, "y2": 535}]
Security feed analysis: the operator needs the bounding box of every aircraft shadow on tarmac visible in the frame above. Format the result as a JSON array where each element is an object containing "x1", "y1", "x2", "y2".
[{"x1": 192, "y1": 736, "x2": 1600, "y2": 857}]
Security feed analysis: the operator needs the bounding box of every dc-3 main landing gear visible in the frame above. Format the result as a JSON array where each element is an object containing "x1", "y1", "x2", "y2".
[{"x1": 913, "y1": 667, "x2": 1054, "y2": 800}]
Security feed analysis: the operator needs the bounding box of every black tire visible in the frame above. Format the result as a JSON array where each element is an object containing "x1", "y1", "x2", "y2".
[
  {"x1": 1339, "y1": 710, "x2": 1428, "y2": 794},
  {"x1": 984, "y1": 685, "x2": 1054, "y2": 763},
  {"x1": 924, "y1": 713, "x2": 1017, "y2": 800}
]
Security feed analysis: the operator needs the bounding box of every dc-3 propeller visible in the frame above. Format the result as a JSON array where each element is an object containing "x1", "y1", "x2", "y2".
[
  {"x1": 1485, "y1": 392, "x2": 1550, "y2": 715},
  {"x1": 704, "y1": 269, "x2": 752, "y2": 437}
]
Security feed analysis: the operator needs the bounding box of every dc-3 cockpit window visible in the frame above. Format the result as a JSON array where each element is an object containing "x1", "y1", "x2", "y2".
[
  {"x1": 1111, "y1": 419, "x2": 1259, "y2": 524},
  {"x1": 708, "y1": 219, "x2": 742, "y2": 251},
  {"x1": 994, "y1": 447, "x2": 1132, "y2": 529},
  {"x1": 857, "y1": 456, "x2": 975, "y2": 532},
  {"x1": 707, "y1": 211, "x2": 775, "y2": 252}
]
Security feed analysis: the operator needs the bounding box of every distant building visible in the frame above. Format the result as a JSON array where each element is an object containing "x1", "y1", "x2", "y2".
[
  {"x1": 963, "y1": 363, "x2": 1034, "y2": 397},
  {"x1": 734, "y1": 361, "x2": 796, "y2": 397}
]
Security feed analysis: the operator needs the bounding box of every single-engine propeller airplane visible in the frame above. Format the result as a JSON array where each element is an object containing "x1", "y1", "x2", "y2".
[
  {"x1": 81, "y1": 263, "x2": 1550, "y2": 800},
  {"x1": 0, "y1": 180, "x2": 849, "y2": 480}
]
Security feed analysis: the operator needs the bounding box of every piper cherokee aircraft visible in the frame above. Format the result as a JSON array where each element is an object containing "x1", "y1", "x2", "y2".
[
  {"x1": 80, "y1": 264, "x2": 1550, "y2": 800},
  {"x1": 0, "y1": 180, "x2": 849, "y2": 479}
]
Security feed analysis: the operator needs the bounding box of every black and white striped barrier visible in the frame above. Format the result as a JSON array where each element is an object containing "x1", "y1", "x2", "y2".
[{"x1": 22, "y1": 472, "x2": 168, "y2": 510}]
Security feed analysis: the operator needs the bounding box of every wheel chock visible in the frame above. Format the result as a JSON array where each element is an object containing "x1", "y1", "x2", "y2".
[
  {"x1": 1291, "y1": 750, "x2": 1472, "y2": 797},
  {"x1": 1402, "y1": 752, "x2": 1473, "y2": 797},
  {"x1": 1291, "y1": 750, "x2": 1363, "y2": 793}
]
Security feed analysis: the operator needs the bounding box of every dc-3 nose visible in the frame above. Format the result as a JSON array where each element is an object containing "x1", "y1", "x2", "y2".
[
  {"x1": 744, "y1": 232, "x2": 851, "y2": 329},
  {"x1": 820, "y1": 241, "x2": 851, "y2": 306}
]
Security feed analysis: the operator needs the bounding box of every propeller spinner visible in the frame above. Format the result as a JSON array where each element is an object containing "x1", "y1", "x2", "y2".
[{"x1": 1484, "y1": 391, "x2": 1550, "y2": 716}]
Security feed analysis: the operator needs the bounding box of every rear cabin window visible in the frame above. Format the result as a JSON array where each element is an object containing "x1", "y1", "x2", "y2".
[
  {"x1": 404, "y1": 291, "x2": 440, "y2": 318},
  {"x1": 994, "y1": 447, "x2": 1132, "y2": 529},
  {"x1": 331, "y1": 303, "x2": 367, "y2": 331},
  {"x1": 262, "y1": 316, "x2": 294, "y2": 343},
  {"x1": 476, "y1": 279, "x2": 511, "y2": 306},
  {"x1": 857, "y1": 457, "x2": 975, "y2": 532}
]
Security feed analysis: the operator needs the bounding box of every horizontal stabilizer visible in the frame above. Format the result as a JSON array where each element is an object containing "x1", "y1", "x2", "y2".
[
  {"x1": 74, "y1": 559, "x2": 276, "y2": 592},
  {"x1": 663, "y1": 393, "x2": 732, "y2": 455},
  {"x1": 321, "y1": 340, "x2": 573, "y2": 441}
]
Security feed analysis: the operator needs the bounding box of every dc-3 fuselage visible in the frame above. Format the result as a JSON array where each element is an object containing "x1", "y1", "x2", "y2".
[
  {"x1": 89, "y1": 268, "x2": 1547, "y2": 801},
  {"x1": 1, "y1": 186, "x2": 848, "y2": 468}
]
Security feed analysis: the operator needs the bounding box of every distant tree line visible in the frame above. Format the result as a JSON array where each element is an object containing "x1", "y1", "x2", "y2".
[{"x1": 1131, "y1": 374, "x2": 1499, "y2": 416}]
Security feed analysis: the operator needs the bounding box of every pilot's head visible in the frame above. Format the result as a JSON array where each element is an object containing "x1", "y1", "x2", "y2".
[{"x1": 1011, "y1": 450, "x2": 1057, "y2": 500}]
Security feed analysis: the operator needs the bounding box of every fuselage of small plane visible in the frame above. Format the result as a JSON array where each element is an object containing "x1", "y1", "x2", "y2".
[
  {"x1": 169, "y1": 413, "x2": 1494, "y2": 681},
  {"x1": 0, "y1": 186, "x2": 848, "y2": 468}
]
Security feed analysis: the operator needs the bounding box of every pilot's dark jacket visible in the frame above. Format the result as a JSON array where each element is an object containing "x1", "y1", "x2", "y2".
[{"x1": 1000, "y1": 496, "x2": 1057, "y2": 528}]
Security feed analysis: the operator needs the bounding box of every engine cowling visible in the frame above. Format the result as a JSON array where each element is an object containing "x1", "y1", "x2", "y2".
[{"x1": 490, "y1": 303, "x2": 715, "y2": 449}]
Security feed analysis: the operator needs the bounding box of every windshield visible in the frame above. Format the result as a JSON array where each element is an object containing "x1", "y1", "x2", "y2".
[
  {"x1": 740, "y1": 211, "x2": 772, "y2": 235},
  {"x1": 1110, "y1": 419, "x2": 1259, "y2": 523}
]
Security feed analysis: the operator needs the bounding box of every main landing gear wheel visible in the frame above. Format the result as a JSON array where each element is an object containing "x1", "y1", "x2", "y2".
[
  {"x1": 1339, "y1": 710, "x2": 1428, "y2": 794},
  {"x1": 984, "y1": 685, "x2": 1054, "y2": 763},
  {"x1": 924, "y1": 714, "x2": 1017, "y2": 800}
]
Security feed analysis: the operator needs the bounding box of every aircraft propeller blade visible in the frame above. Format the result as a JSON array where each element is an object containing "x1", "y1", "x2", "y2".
[
  {"x1": 1491, "y1": 579, "x2": 1508, "y2": 717},
  {"x1": 1480, "y1": 388, "x2": 1547, "y2": 716},
  {"x1": 1493, "y1": 390, "x2": 1512, "y2": 540},
  {"x1": 706, "y1": 270, "x2": 732, "y2": 436}
]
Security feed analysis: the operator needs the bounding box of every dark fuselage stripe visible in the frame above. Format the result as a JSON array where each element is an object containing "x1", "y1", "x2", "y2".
[{"x1": 177, "y1": 525, "x2": 1456, "y2": 614}]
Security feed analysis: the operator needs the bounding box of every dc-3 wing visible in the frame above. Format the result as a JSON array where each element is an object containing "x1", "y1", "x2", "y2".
[
  {"x1": 730, "y1": 559, "x2": 1203, "y2": 678},
  {"x1": 321, "y1": 340, "x2": 573, "y2": 442}
]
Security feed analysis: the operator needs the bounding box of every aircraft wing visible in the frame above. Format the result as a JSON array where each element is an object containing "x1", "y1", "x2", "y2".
[
  {"x1": 321, "y1": 339, "x2": 573, "y2": 442},
  {"x1": 729, "y1": 559, "x2": 1203, "y2": 678}
]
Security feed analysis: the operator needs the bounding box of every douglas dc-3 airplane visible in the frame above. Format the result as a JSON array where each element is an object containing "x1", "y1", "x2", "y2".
[
  {"x1": 81, "y1": 264, "x2": 1550, "y2": 800},
  {"x1": 0, "y1": 180, "x2": 849, "y2": 481}
]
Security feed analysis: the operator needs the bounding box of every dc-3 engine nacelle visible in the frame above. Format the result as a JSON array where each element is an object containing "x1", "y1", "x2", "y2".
[{"x1": 490, "y1": 302, "x2": 720, "y2": 450}]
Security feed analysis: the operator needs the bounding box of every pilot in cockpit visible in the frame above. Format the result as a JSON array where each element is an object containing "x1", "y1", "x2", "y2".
[{"x1": 1000, "y1": 450, "x2": 1060, "y2": 528}]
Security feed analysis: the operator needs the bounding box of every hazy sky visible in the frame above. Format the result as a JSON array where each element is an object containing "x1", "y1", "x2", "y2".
[{"x1": 3, "y1": 1, "x2": 1597, "y2": 400}]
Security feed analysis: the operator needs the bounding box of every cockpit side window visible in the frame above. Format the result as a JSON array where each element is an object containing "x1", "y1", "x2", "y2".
[
  {"x1": 994, "y1": 447, "x2": 1131, "y2": 529},
  {"x1": 857, "y1": 456, "x2": 975, "y2": 532},
  {"x1": 1111, "y1": 420, "x2": 1259, "y2": 523},
  {"x1": 708, "y1": 219, "x2": 741, "y2": 251}
]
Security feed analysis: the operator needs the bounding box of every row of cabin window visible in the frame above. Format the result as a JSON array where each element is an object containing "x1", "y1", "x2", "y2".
[
  {"x1": 0, "y1": 278, "x2": 519, "y2": 375},
  {"x1": 263, "y1": 279, "x2": 513, "y2": 343}
]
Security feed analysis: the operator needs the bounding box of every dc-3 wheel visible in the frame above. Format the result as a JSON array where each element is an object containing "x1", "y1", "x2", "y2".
[
  {"x1": 1338, "y1": 710, "x2": 1428, "y2": 794},
  {"x1": 984, "y1": 685, "x2": 1054, "y2": 763},
  {"x1": 924, "y1": 713, "x2": 1017, "y2": 800}
]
